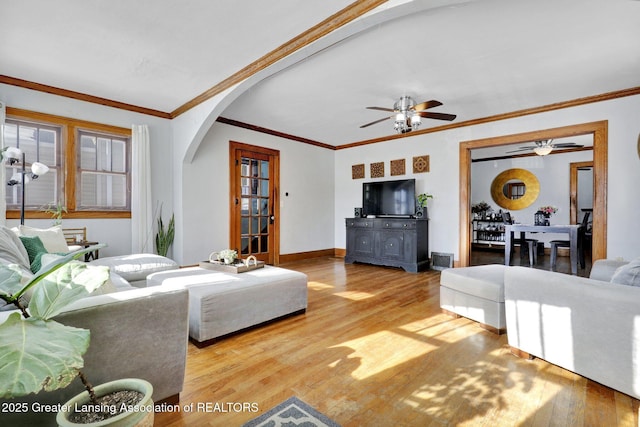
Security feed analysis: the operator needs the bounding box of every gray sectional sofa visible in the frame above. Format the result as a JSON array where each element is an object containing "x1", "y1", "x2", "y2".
[{"x1": 0, "y1": 225, "x2": 188, "y2": 426}]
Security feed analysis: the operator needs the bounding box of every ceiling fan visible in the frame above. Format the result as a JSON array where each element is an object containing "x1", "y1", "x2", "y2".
[
  {"x1": 505, "y1": 139, "x2": 584, "y2": 156},
  {"x1": 360, "y1": 96, "x2": 457, "y2": 134}
]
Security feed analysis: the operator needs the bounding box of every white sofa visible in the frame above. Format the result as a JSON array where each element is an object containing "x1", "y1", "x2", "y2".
[
  {"x1": 505, "y1": 259, "x2": 640, "y2": 399},
  {"x1": 440, "y1": 264, "x2": 507, "y2": 334}
]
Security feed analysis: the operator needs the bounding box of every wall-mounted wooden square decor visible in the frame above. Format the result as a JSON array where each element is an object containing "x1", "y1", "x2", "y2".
[
  {"x1": 413, "y1": 155, "x2": 430, "y2": 173},
  {"x1": 352, "y1": 164, "x2": 365, "y2": 179},
  {"x1": 390, "y1": 159, "x2": 405, "y2": 176},
  {"x1": 370, "y1": 162, "x2": 385, "y2": 178}
]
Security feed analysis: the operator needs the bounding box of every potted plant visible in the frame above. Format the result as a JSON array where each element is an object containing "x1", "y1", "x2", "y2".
[
  {"x1": 416, "y1": 193, "x2": 433, "y2": 218},
  {"x1": 155, "y1": 211, "x2": 175, "y2": 257},
  {"x1": 217, "y1": 249, "x2": 238, "y2": 264},
  {"x1": 42, "y1": 201, "x2": 68, "y2": 226},
  {"x1": 417, "y1": 193, "x2": 433, "y2": 208},
  {"x1": 0, "y1": 247, "x2": 154, "y2": 426}
]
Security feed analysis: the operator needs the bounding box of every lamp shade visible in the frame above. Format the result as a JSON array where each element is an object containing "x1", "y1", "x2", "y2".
[
  {"x1": 4, "y1": 147, "x2": 22, "y2": 162},
  {"x1": 31, "y1": 162, "x2": 49, "y2": 176}
]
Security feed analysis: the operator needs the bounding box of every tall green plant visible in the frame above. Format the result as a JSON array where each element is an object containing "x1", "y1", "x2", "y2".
[
  {"x1": 0, "y1": 246, "x2": 108, "y2": 398},
  {"x1": 155, "y1": 213, "x2": 175, "y2": 257}
]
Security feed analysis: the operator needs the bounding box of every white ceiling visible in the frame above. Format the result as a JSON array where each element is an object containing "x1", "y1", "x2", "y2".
[{"x1": 2, "y1": 0, "x2": 639, "y2": 148}]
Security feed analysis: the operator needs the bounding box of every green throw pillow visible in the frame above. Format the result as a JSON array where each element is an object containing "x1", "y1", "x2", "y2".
[{"x1": 19, "y1": 235, "x2": 49, "y2": 273}]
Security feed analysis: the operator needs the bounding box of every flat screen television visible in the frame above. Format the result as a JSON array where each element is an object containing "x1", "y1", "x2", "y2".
[{"x1": 362, "y1": 179, "x2": 416, "y2": 218}]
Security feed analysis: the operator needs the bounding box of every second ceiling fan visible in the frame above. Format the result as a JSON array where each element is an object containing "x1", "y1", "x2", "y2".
[
  {"x1": 360, "y1": 96, "x2": 457, "y2": 134},
  {"x1": 506, "y1": 139, "x2": 584, "y2": 156}
]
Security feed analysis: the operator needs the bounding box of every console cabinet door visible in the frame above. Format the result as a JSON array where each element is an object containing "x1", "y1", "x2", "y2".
[
  {"x1": 379, "y1": 231, "x2": 404, "y2": 260},
  {"x1": 352, "y1": 229, "x2": 375, "y2": 257}
]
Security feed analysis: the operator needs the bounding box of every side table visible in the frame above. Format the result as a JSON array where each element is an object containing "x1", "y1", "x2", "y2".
[{"x1": 72, "y1": 241, "x2": 100, "y2": 261}]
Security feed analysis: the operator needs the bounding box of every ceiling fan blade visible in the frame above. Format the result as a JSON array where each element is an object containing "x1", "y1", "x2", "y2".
[
  {"x1": 360, "y1": 116, "x2": 393, "y2": 128},
  {"x1": 418, "y1": 111, "x2": 457, "y2": 121},
  {"x1": 413, "y1": 100, "x2": 443, "y2": 111},
  {"x1": 506, "y1": 147, "x2": 535, "y2": 153},
  {"x1": 366, "y1": 106, "x2": 395, "y2": 112},
  {"x1": 552, "y1": 143, "x2": 584, "y2": 148}
]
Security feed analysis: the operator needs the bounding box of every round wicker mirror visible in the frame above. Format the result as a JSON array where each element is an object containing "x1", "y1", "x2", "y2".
[{"x1": 490, "y1": 168, "x2": 540, "y2": 210}]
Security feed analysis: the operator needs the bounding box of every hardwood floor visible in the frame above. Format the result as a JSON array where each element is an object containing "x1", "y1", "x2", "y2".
[{"x1": 154, "y1": 257, "x2": 638, "y2": 426}]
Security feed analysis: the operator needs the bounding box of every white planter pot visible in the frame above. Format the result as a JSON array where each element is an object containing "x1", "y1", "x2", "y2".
[{"x1": 56, "y1": 378, "x2": 154, "y2": 427}]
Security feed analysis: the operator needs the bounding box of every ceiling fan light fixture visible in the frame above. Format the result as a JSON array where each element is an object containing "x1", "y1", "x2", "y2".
[
  {"x1": 533, "y1": 145, "x2": 553, "y2": 156},
  {"x1": 410, "y1": 112, "x2": 421, "y2": 129},
  {"x1": 360, "y1": 95, "x2": 455, "y2": 133}
]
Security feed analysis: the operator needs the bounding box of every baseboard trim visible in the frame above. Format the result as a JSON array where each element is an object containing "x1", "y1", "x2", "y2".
[{"x1": 279, "y1": 249, "x2": 338, "y2": 264}]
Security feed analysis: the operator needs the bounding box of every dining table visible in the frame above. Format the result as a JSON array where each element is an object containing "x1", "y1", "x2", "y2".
[{"x1": 504, "y1": 223, "x2": 583, "y2": 275}]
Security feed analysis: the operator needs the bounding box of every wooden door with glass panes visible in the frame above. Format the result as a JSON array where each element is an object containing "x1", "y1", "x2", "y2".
[{"x1": 230, "y1": 142, "x2": 279, "y2": 264}]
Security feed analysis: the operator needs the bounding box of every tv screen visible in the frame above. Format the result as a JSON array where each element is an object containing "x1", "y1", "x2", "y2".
[{"x1": 362, "y1": 179, "x2": 416, "y2": 217}]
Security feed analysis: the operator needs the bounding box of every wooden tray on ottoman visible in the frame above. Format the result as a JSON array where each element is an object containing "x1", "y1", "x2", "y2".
[{"x1": 199, "y1": 259, "x2": 265, "y2": 274}]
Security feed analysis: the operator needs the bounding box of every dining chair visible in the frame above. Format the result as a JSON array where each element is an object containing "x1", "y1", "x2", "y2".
[{"x1": 549, "y1": 211, "x2": 590, "y2": 269}]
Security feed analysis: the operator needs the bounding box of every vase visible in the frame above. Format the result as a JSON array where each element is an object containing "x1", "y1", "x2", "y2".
[{"x1": 56, "y1": 378, "x2": 154, "y2": 427}]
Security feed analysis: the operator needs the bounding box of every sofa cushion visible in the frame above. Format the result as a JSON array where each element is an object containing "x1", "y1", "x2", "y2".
[
  {"x1": 89, "y1": 254, "x2": 179, "y2": 283},
  {"x1": 440, "y1": 264, "x2": 506, "y2": 302},
  {"x1": 19, "y1": 235, "x2": 49, "y2": 273},
  {"x1": 611, "y1": 257, "x2": 640, "y2": 287},
  {"x1": 0, "y1": 225, "x2": 30, "y2": 270},
  {"x1": 16, "y1": 225, "x2": 69, "y2": 253}
]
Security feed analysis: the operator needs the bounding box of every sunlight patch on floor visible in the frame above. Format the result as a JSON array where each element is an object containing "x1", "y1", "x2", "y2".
[
  {"x1": 331, "y1": 330, "x2": 437, "y2": 380},
  {"x1": 397, "y1": 317, "x2": 470, "y2": 343},
  {"x1": 401, "y1": 358, "x2": 561, "y2": 424},
  {"x1": 333, "y1": 290, "x2": 376, "y2": 301},
  {"x1": 307, "y1": 281, "x2": 334, "y2": 290}
]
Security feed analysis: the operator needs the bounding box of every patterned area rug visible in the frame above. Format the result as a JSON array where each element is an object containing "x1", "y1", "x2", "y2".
[{"x1": 242, "y1": 396, "x2": 341, "y2": 427}]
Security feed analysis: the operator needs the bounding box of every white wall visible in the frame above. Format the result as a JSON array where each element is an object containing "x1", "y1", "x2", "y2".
[
  {"x1": 0, "y1": 84, "x2": 174, "y2": 258},
  {"x1": 180, "y1": 121, "x2": 335, "y2": 265},
  {"x1": 334, "y1": 95, "x2": 640, "y2": 261}
]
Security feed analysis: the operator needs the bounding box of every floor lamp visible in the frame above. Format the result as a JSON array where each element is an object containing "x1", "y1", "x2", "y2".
[{"x1": 4, "y1": 147, "x2": 49, "y2": 225}]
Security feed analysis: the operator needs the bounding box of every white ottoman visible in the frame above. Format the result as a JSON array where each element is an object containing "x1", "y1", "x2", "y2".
[
  {"x1": 439, "y1": 264, "x2": 506, "y2": 334},
  {"x1": 147, "y1": 266, "x2": 308, "y2": 346}
]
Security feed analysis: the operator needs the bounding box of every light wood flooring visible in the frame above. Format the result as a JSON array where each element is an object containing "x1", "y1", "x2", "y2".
[{"x1": 154, "y1": 257, "x2": 638, "y2": 426}]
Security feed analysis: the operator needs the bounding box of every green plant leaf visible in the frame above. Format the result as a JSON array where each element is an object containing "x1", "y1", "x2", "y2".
[
  {"x1": 28, "y1": 262, "x2": 109, "y2": 320},
  {"x1": 11, "y1": 244, "x2": 106, "y2": 302},
  {"x1": 0, "y1": 264, "x2": 28, "y2": 304},
  {"x1": 0, "y1": 312, "x2": 89, "y2": 398}
]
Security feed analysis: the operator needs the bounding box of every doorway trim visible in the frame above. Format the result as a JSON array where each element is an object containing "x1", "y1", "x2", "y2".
[
  {"x1": 458, "y1": 120, "x2": 607, "y2": 267},
  {"x1": 570, "y1": 161, "x2": 593, "y2": 225},
  {"x1": 229, "y1": 141, "x2": 281, "y2": 265}
]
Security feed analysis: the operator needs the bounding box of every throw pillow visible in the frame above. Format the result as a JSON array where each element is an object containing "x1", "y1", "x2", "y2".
[
  {"x1": 18, "y1": 225, "x2": 69, "y2": 254},
  {"x1": 19, "y1": 235, "x2": 49, "y2": 273},
  {"x1": 610, "y1": 257, "x2": 640, "y2": 287}
]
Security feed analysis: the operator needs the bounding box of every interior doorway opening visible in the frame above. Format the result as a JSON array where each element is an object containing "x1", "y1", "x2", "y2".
[{"x1": 459, "y1": 121, "x2": 607, "y2": 269}]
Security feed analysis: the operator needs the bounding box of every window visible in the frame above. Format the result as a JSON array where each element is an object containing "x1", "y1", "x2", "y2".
[
  {"x1": 4, "y1": 119, "x2": 62, "y2": 210},
  {"x1": 3, "y1": 108, "x2": 131, "y2": 219},
  {"x1": 78, "y1": 130, "x2": 130, "y2": 210}
]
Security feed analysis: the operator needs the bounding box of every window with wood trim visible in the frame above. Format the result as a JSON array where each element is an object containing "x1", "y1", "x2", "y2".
[
  {"x1": 3, "y1": 108, "x2": 132, "y2": 219},
  {"x1": 4, "y1": 119, "x2": 62, "y2": 211},
  {"x1": 77, "y1": 130, "x2": 130, "y2": 210}
]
